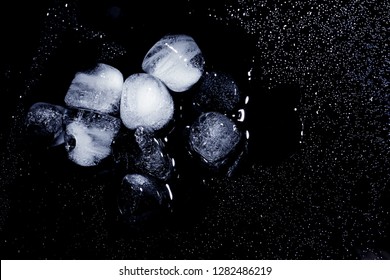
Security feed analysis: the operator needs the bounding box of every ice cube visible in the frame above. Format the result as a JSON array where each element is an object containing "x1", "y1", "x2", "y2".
[
  {"x1": 117, "y1": 173, "x2": 173, "y2": 226},
  {"x1": 64, "y1": 63, "x2": 123, "y2": 114},
  {"x1": 25, "y1": 102, "x2": 65, "y2": 146},
  {"x1": 133, "y1": 127, "x2": 173, "y2": 181},
  {"x1": 112, "y1": 127, "x2": 173, "y2": 181},
  {"x1": 63, "y1": 109, "x2": 121, "y2": 167},
  {"x1": 142, "y1": 34, "x2": 204, "y2": 92},
  {"x1": 120, "y1": 73, "x2": 174, "y2": 131},
  {"x1": 193, "y1": 71, "x2": 241, "y2": 113},
  {"x1": 189, "y1": 112, "x2": 241, "y2": 164}
]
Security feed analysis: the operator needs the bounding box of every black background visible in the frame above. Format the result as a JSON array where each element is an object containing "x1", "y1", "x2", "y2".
[{"x1": 1, "y1": 0, "x2": 389, "y2": 259}]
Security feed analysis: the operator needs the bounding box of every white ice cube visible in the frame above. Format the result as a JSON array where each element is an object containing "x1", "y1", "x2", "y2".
[
  {"x1": 120, "y1": 73, "x2": 174, "y2": 131},
  {"x1": 142, "y1": 34, "x2": 204, "y2": 92},
  {"x1": 64, "y1": 63, "x2": 123, "y2": 114},
  {"x1": 64, "y1": 109, "x2": 121, "y2": 167}
]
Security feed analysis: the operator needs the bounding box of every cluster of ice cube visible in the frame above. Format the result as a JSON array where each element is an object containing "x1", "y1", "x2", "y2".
[
  {"x1": 26, "y1": 63, "x2": 123, "y2": 167},
  {"x1": 25, "y1": 33, "x2": 247, "y2": 227},
  {"x1": 120, "y1": 34, "x2": 204, "y2": 130},
  {"x1": 115, "y1": 34, "x2": 205, "y2": 223}
]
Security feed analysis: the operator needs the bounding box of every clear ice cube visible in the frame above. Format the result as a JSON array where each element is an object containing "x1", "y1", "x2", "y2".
[
  {"x1": 193, "y1": 71, "x2": 241, "y2": 113},
  {"x1": 133, "y1": 127, "x2": 173, "y2": 181},
  {"x1": 25, "y1": 102, "x2": 65, "y2": 146},
  {"x1": 189, "y1": 112, "x2": 241, "y2": 164},
  {"x1": 117, "y1": 174, "x2": 172, "y2": 226}
]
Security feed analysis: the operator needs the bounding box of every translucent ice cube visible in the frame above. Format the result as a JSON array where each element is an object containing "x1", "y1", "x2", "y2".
[
  {"x1": 133, "y1": 127, "x2": 173, "y2": 181},
  {"x1": 142, "y1": 34, "x2": 204, "y2": 92},
  {"x1": 120, "y1": 73, "x2": 174, "y2": 131},
  {"x1": 189, "y1": 112, "x2": 241, "y2": 164},
  {"x1": 112, "y1": 127, "x2": 173, "y2": 181},
  {"x1": 117, "y1": 173, "x2": 173, "y2": 226},
  {"x1": 64, "y1": 63, "x2": 123, "y2": 114},
  {"x1": 63, "y1": 109, "x2": 121, "y2": 166},
  {"x1": 25, "y1": 102, "x2": 65, "y2": 146},
  {"x1": 193, "y1": 71, "x2": 241, "y2": 113}
]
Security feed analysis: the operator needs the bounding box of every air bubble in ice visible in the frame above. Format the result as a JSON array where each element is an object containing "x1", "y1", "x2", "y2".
[
  {"x1": 120, "y1": 73, "x2": 174, "y2": 131},
  {"x1": 64, "y1": 63, "x2": 123, "y2": 114},
  {"x1": 63, "y1": 109, "x2": 121, "y2": 167},
  {"x1": 189, "y1": 112, "x2": 241, "y2": 164},
  {"x1": 142, "y1": 34, "x2": 204, "y2": 92},
  {"x1": 25, "y1": 102, "x2": 65, "y2": 146}
]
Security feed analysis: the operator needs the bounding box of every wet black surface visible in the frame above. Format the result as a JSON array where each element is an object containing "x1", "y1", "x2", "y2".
[{"x1": 0, "y1": 0, "x2": 389, "y2": 259}]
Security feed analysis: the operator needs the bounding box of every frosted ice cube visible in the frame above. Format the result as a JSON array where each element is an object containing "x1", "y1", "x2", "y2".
[
  {"x1": 25, "y1": 102, "x2": 65, "y2": 146},
  {"x1": 64, "y1": 63, "x2": 123, "y2": 114},
  {"x1": 189, "y1": 112, "x2": 241, "y2": 164},
  {"x1": 63, "y1": 109, "x2": 121, "y2": 167},
  {"x1": 142, "y1": 34, "x2": 204, "y2": 92},
  {"x1": 120, "y1": 73, "x2": 174, "y2": 131},
  {"x1": 193, "y1": 71, "x2": 241, "y2": 113}
]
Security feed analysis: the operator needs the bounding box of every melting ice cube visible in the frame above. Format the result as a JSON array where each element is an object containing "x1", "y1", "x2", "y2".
[
  {"x1": 25, "y1": 102, "x2": 65, "y2": 146},
  {"x1": 142, "y1": 34, "x2": 204, "y2": 92},
  {"x1": 120, "y1": 73, "x2": 174, "y2": 131},
  {"x1": 64, "y1": 63, "x2": 123, "y2": 114},
  {"x1": 63, "y1": 108, "x2": 121, "y2": 167},
  {"x1": 189, "y1": 112, "x2": 241, "y2": 164}
]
